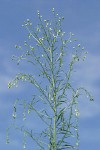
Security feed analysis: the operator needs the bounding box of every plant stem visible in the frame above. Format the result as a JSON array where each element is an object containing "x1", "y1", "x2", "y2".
[
  {"x1": 53, "y1": 91, "x2": 57, "y2": 150},
  {"x1": 50, "y1": 43, "x2": 57, "y2": 150}
]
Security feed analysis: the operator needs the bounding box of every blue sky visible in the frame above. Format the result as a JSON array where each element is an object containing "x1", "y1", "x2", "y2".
[{"x1": 0, "y1": 0, "x2": 100, "y2": 150}]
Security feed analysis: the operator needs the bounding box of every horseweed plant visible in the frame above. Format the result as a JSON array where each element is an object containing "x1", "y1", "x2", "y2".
[{"x1": 7, "y1": 8, "x2": 93, "y2": 150}]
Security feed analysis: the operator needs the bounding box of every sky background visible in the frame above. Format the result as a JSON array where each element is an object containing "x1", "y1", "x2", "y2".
[{"x1": 0, "y1": 0, "x2": 100, "y2": 150}]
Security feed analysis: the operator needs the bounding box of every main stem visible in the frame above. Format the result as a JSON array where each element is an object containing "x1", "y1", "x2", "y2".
[
  {"x1": 50, "y1": 45, "x2": 57, "y2": 150},
  {"x1": 53, "y1": 92, "x2": 57, "y2": 150}
]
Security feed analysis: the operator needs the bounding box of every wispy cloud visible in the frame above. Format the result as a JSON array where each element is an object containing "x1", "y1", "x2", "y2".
[{"x1": 80, "y1": 128, "x2": 100, "y2": 142}]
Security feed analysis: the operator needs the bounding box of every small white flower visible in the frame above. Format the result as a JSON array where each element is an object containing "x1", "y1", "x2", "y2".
[
  {"x1": 28, "y1": 109, "x2": 31, "y2": 114},
  {"x1": 49, "y1": 28, "x2": 52, "y2": 31},
  {"x1": 23, "y1": 144, "x2": 26, "y2": 149},
  {"x1": 76, "y1": 142, "x2": 79, "y2": 146},
  {"x1": 42, "y1": 54, "x2": 44, "y2": 57},
  {"x1": 75, "y1": 109, "x2": 80, "y2": 116},
  {"x1": 78, "y1": 44, "x2": 81, "y2": 47},
  {"x1": 52, "y1": 8, "x2": 54, "y2": 12},
  {"x1": 12, "y1": 113, "x2": 16, "y2": 119}
]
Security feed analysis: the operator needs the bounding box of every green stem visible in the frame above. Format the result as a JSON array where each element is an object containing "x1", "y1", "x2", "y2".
[
  {"x1": 53, "y1": 95, "x2": 57, "y2": 150},
  {"x1": 50, "y1": 43, "x2": 57, "y2": 150}
]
